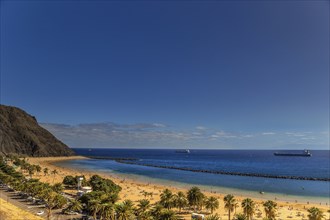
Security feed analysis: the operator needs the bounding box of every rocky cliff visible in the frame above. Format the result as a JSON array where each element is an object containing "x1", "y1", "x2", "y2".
[{"x1": 0, "y1": 105, "x2": 75, "y2": 157}]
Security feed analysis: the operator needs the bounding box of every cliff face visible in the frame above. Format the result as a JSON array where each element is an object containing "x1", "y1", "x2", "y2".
[{"x1": 0, "y1": 105, "x2": 75, "y2": 157}]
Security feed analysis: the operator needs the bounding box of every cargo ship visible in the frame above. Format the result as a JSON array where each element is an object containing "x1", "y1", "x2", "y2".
[
  {"x1": 274, "y1": 150, "x2": 312, "y2": 157},
  {"x1": 175, "y1": 149, "x2": 190, "y2": 153}
]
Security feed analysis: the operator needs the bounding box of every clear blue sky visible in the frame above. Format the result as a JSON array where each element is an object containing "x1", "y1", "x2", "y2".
[{"x1": 1, "y1": 1, "x2": 329, "y2": 149}]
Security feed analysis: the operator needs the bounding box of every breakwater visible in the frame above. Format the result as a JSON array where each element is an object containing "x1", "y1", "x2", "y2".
[
  {"x1": 87, "y1": 156, "x2": 138, "y2": 161},
  {"x1": 93, "y1": 157, "x2": 330, "y2": 182}
]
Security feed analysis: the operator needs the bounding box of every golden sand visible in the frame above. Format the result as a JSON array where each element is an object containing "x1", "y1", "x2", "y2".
[{"x1": 25, "y1": 156, "x2": 330, "y2": 220}]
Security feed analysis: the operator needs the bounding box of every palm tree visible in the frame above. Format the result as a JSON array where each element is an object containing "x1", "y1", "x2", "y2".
[
  {"x1": 43, "y1": 167, "x2": 49, "y2": 176},
  {"x1": 32, "y1": 183, "x2": 44, "y2": 197},
  {"x1": 160, "y1": 188, "x2": 174, "y2": 209},
  {"x1": 52, "y1": 183, "x2": 63, "y2": 193},
  {"x1": 38, "y1": 188, "x2": 52, "y2": 200},
  {"x1": 100, "y1": 203, "x2": 115, "y2": 220},
  {"x1": 51, "y1": 169, "x2": 58, "y2": 183},
  {"x1": 234, "y1": 202, "x2": 239, "y2": 215},
  {"x1": 35, "y1": 165, "x2": 42, "y2": 175},
  {"x1": 263, "y1": 200, "x2": 277, "y2": 220},
  {"x1": 205, "y1": 196, "x2": 219, "y2": 214},
  {"x1": 11, "y1": 180, "x2": 24, "y2": 191},
  {"x1": 56, "y1": 194, "x2": 67, "y2": 208},
  {"x1": 241, "y1": 198, "x2": 255, "y2": 220},
  {"x1": 136, "y1": 200, "x2": 152, "y2": 220},
  {"x1": 137, "y1": 199, "x2": 151, "y2": 213},
  {"x1": 89, "y1": 199, "x2": 102, "y2": 220},
  {"x1": 224, "y1": 194, "x2": 236, "y2": 220},
  {"x1": 141, "y1": 190, "x2": 149, "y2": 199},
  {"x1": 116, "y1": 200, "x2": 135, "y2": 220},
  {"x1": 150, "y1": 203, "x2": 164, "y2": 219},
  {"x1": 205, "y1": 214, "x2": 221, "y2": 220},
  {"x1": 45, "y1": 192, "x2": 67, "y2": 220},
  {"x1": 233, "y1": 213, "x2": 247, "y2": 220},
  {"x1": 307, "y1": 207, "x2": 325, "y2": 220},
  {"x1": 159, "y1": 209, "x2": 178, "y2": 220},
  {"x1": 27, "y1": 165, "x2": 35, "y2": 178},
  {"x1": 147, "y1": 192, "x2": 153, "y2": 198},
  {"x1": 173, "y1": 191, "x2": 188, "y2": 213},
  {"x1": 123, "y1": 199, "x2": 134, "y2": 209},
  {"x1": 106, "y1": 192, "x2": 120, "y2": 204},
  {"x1": 67, "y1": 199, "x2": 83, "y2": 212},
  {"x1": 198, "y1": 193, "x2": 206, "y2": 211},
  {"x1": 187, "y1": 187, "x2": 204, "y2": 211},
  {"x1": 137, "y1": 211, "x2": 152, "y2": 220}
]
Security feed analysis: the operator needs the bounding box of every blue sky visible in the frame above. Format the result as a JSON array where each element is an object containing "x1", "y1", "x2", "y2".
[{"x1": 1, "y1": 1, "x2": 329, "y2": 149}]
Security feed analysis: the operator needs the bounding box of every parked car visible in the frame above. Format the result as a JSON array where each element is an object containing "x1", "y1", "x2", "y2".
[
  {"x1": 192, "y1": 213, "x2": 205, "y2": 220},
  {"x1": 36, "y1": 210, "x2": 44, "y2": 216},
  {"x1": 67, "y1": 211, "x2": 79, "y2": 215}
]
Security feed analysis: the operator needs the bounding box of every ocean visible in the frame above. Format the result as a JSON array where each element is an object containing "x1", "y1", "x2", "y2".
[{"x1": 58, "y1": 149, "x2": 330, "y2": 203}]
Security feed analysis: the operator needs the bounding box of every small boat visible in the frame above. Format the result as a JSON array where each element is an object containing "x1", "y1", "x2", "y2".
[
  {"x1": 175, "y1": 149, "x2": 190, "y2": 153},
  {"x1": 88, "y1": 149, "x2": 92, "y2": 152},
  {"x1": 274, "y1": 149, "x2": 311, "y2": 157},
  {"x1": 259, "y1": 191, "x2": 265, "y2": 195}
]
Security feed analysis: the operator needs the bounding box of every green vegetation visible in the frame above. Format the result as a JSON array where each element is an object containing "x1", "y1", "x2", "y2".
[
  {"x1": 205, "y1": 196, "x2": 220, "y2": 214},
  {"x1": 62, "y1": 175, "x2": 88, "y2": 187},
  {"x1": 62, "y1": 175, "x2": 77, "y2": 186},
  {"x1": 43, "y1": 167, "x2": 49, "y2": 176},
  {"x1": 63, "y1": 199, "x2": 83, "y2": 213},
  {"x1": 224, "y1": 194, "x2": 236, "y2": 220},
  {"x1": 116, "y1": 199, "x2": 135, "y2": 220},
  {"x1": 263, "y1": 200, "x2": 277, "y2": 220},
  {"x1": 233, "y1": 213, "x2": 247, "y2": 220},
  {"x1": 205, "y1": 214, "x2": 221, "y2": 220},
  {"x1": 0, "y1": 155, "x2": 311, "y2": 220},
  {"x1": 307, "y1": 207, "x2": 325, "y2": 220},
  {"x1": 0, "y1": 159, "x2": 210, "y2": 220},
  {"x1": 241, "y1": 198, "x2": 255, "y2": 220},
  {"x1": 173, "y1": 191, "x2": 188, "y2": 213},
  {"x1": 89, "y1": 174, "x2": 122, "y2": 193},
  {"x1": 187, "y1": 186, "x2": 205, "y2": 211},
  {"x1": 0, "y1": 156, "x2": 67, "y2": 220},
  {"x1": 160, "y1": 188, "x2": 174, "y2": 209}
]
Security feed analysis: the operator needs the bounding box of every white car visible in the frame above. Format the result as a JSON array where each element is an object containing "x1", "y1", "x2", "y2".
[
  {"x1": 36, "y1": 210, "x2": 44, "y2": 216},
  {"x1": 67, "y1": 211, "x2": 79, "y2": 215}
]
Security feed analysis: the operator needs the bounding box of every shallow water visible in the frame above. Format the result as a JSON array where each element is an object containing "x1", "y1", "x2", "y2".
[{"x1": 60, "y1": 149, "x2": 330, "y2": 202}]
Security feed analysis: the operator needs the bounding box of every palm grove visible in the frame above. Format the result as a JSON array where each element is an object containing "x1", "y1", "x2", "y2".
[{"x1": 0, "y1": 155, "x2": 326, "y2": 220}]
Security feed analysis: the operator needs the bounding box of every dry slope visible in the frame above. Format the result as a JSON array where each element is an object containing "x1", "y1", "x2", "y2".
[{"x1": 0, "y1": 105, "x2": 75, "y2": 156}]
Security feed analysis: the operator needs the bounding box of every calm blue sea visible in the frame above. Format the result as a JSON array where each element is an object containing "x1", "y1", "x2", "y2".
[{"x1": 59, "y1": 149, "x2": 330, "y2": 201}]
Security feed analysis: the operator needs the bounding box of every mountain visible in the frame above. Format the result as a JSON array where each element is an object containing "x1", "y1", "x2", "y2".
[{"x1": 0, "y1": 105, "x2": 75, "y2": 157}]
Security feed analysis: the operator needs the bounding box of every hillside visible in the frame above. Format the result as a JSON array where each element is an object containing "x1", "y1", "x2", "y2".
[{"x1": 0, "y1": 105, "x2": 75, "y2": 156}]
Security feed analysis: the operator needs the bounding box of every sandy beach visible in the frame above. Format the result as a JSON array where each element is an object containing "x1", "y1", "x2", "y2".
[{"x1": 24, "y1": 156, "x2": 330, "y2": 220}]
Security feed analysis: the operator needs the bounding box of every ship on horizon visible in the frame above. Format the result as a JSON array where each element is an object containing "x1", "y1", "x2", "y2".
[
  {"x1": 274, "y1": 149, "x2": 312, "y2": 157},
  {"x1": 175, "y1": 149, "x2": 190, "y2": 153}
]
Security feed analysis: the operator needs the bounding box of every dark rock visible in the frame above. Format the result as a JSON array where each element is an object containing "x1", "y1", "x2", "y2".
[{"x1": 0, "y1": 105, "x2": 75, "y2": 157}]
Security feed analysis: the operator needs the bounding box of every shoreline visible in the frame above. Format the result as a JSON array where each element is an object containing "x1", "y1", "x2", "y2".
[
  {"x1": 84, "y1": 156, "x2": 330, "y2": 181},
  {"x1": 32, "y1": 157, "x2": 329, "y2": 202},
  {"x1": 55, "y1": 158, "x2": 330, "y2": 204},
  {"x1": 112, "y1": 158, "x2": 330, "y2": 181},
  {"x1": 27, "y1": 156, "x2": 330, "y2": 220}
]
